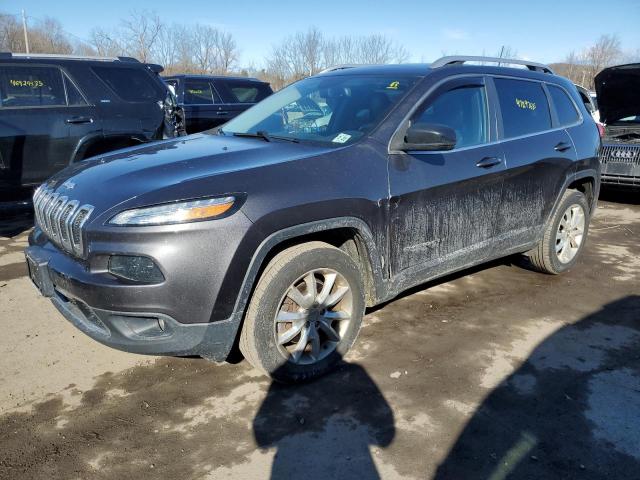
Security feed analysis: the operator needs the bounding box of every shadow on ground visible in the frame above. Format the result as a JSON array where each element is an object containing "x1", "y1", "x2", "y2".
[
  {"x1": 0, "y1": 211, "x2": 33, "y2": 238},
  {"x1": 435, "y1": 295, "x2": 640, "y2": 479},
  {"x1": 0, "y1": 356, "x2": 394, "y2": 479},
  {"x1": 599, "y1": 187, "x2": 639, "y2": 205},
  {"x1": 254, "y1": 359, "x2": 394, "y2": 479}
]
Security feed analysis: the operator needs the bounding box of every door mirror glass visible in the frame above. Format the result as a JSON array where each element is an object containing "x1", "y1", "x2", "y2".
[{"x1": 402, "y1": 123, "x2": 457, "y2": 151}]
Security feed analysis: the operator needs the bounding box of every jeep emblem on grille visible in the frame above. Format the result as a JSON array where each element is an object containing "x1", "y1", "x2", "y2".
[{"x1": 62, "y1": 180, "x2": 76, "y2": 190}]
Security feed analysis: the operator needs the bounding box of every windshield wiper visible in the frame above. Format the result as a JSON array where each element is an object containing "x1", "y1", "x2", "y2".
[
  {"x1": 231, "y1": 131, "x2": 300, "y2": 143},
  {"x1": 232, "y1": 130, "x2": 272, "y2": 142}
]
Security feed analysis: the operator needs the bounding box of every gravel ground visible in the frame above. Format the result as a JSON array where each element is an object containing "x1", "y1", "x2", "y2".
[{"x1": 0, "y1": 190, "x2": 638, "y2": 480}]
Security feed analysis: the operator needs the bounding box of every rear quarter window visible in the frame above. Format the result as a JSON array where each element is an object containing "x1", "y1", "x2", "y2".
[
  {"x1": 0, "y1": 65, "x2": 66, "y2": 107},
  {"x1": 215, "y1": 80, "x2": 272, "y2": 103},
  {"x1": 548, "y1": 85, "x2": 580, "y2": 126},
  {"x1": 494, "y1": 78, "x2": 551, "y2": 138},
  {"x1": 92, "y1": 66, "x2": 163, "y2": 102}
]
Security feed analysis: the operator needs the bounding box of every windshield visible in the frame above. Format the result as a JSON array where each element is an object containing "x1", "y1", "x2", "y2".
[{"x1": 220, "y1": 74, "x2": 419, "y2": 145}]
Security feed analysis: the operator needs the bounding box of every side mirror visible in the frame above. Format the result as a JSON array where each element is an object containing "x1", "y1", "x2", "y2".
[{"x1": 402, "y1": 123, "x2": 457, "y2": 151}]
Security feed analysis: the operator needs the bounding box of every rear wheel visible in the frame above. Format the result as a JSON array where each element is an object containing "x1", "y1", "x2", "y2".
[
  {"x1": 527, "y1": 190, "x2": 590, "y2": 274},
  {"x1": 240, "y1": 241, "x2": 365, "y2": 383}
]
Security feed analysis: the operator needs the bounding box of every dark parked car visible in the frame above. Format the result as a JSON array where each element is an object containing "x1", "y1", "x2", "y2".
[
  {"x1": 25, "y1": 56, "x2": 600, "y2": 383},
  {"x1": 0, "y1": 53, "x2": 183, "y2": 204},
  {"x1": 595, "y1": 63, "x2": 640, "y2": 188},
  {"x1": 162, "y1": 75, "x2": 272, "y2": 134}
]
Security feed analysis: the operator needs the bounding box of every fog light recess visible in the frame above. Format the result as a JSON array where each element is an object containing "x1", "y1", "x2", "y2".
[{"x1": 108, "y1": 255, "x2": 165, "y2": 283}]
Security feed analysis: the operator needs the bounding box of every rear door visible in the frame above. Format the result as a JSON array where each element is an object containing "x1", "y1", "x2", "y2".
[
  {"x1": 182, "y1": 78, "x2": 225, "y2": 133},
  {"x1": 91, "y1": 65, "x2": 165, "y2": 139},
  {"x1": 491, "y1": 77, "x2": 577, "y2": 244},
  {"x1": 389, "y1": 76, "x2": 506, "y2": 279},
  {"x1": 0, "y1": 64, "x2": 101, "y2": 187}
]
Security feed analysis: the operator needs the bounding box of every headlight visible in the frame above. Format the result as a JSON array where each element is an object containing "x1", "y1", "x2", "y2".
[{"x1": 109, "y1": 196, "x2": 235, "y2": 226}]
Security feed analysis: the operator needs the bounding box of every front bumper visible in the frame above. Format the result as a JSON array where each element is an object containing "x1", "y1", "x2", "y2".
[{"x1": 25, "y1": 236, "x2": 241, "y2": 361}]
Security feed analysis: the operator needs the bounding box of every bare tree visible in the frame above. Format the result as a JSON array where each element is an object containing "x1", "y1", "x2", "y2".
[
  {"x1": 28, "y1": 17, "x2": 73, "y2": 54},
  {"x1": 0, "y1": 13, "x2": 23, "y2": 52},
  {"x1": 119, "y1": 10, "x2": 162, "y2": 62},
  {"x1": 583, "y1": 34, "x2": 622, "y2": 88},
  {"x1": 217, "y1": 31, "x2": 238, "y2": 74},
  {"x1": 266, "y1": 27, "x2": 409, "y2": 89},
  {"x1": 89, "y1": 27, "x2": 125, "y2": 57},
  {"x1": 0, "y1": 13, "x2": 72, "y2": 54}
]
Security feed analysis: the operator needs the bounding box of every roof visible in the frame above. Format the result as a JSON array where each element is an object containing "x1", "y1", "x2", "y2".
[
  {"x1": 320, "y1": 56, "x2": 555, "y2": 78},
  {"x1": 0, "y1": 52, "x2": 163, "y2": 72}
]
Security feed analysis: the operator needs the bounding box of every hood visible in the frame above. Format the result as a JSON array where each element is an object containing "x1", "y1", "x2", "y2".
[
  {"x1": 595, "y1": 63, "x2": 640, "y2": 125},
  {"x1": 45, "y1": 133, "x2": 331, "y2": 214}
]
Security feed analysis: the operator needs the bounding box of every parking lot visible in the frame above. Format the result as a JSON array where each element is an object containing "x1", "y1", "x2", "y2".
[{"x1": 0, "y1": 190, "x2": 636, "y2": 480}]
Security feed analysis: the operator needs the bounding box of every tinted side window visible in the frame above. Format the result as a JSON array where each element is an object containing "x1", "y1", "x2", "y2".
[
  {"x1": 415, "y1": 85, "x2": 488, "y2": 148},
  {"x1": 93, "y1": 66, "x2": 162, "y2": 102},
  {"x1": 548, "y1": 85, "x2": 580, "y2": 126},
  {"x1": 64, "y1": 75, "x2": 87, "y2": 106},
  {"x1": 216, "y1": 80, "x2": 272, "y2": 103},
  {"x1": 495, "y1": 78, "x2": 551, "y2": 138},
  {"x1": 184, "y1": 80, "x2": 221, "y2": 104},
  {"x1": 0, "y1": 65, "x2": 66, "y2": 107}
]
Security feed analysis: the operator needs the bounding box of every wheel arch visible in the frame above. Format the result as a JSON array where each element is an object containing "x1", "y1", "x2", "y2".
[
  {"x1": 543, "y1": 169, "x2": 599, "y2": 232},
  {"x1": 221, "y1": 217, "x2": 386, "y2": 363},
  {"x1": 234, "y1": 218, "x2": 386, "y2": 318}
]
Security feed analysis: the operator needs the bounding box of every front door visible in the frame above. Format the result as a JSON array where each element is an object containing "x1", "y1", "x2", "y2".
[{"x1": 388, "y1": 76, "x2": 506, "y2": 282}]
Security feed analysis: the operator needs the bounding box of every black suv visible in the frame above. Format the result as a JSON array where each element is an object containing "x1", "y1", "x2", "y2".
[
  {"x1": 595, "y1": 63, "x2": 640, "y2": 188},
  {"x1": 0, "y1": 53, "x2": 182, "y2": 204},
  {"x1": 25, "y1": 56, "x2": 600, "y2": 382},
  {"x1": 163, "y1": 75, "x2": 272, "y2": 134}
]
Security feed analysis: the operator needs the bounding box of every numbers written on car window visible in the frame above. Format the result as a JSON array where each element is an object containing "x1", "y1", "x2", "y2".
[
  {"x1": 9, "y1": 79, "x2": 45, "y2": 88},
  {"x1": 495, "y1": 78, "x2": 551, "y2": 138},
  {"x1": 0, "y1": 66, "x2": 66, "y2": 107}
]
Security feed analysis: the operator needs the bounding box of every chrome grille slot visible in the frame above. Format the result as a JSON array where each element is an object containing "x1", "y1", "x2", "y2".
[
  {"x1": 59, "y1": 201, "x2": 78, "y2": 247},
  {"x1": 32, "y1": 186, "x2": 94, "y2": 258},
  {"x1": 50, "y1": 196, "x2": 68, "y2": 239}
]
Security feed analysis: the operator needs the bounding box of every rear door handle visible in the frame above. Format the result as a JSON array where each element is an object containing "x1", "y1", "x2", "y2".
[
  {"x1": 65, "y1": 116, "x2": 93, "y2": 124},
  {"x1": 216, "y1": 111, "x2": 230, "y2": 115},
  {"x1": 554, "y1": 142, "x2": 571, "y2": 152},
  {"x1": 476, "y1": 157, "x2": 502, "y2": 168}
]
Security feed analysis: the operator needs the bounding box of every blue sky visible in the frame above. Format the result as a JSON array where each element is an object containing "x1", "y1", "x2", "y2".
[{"x1": 6, "y1": 0, "x2": 640, "y2": 66}]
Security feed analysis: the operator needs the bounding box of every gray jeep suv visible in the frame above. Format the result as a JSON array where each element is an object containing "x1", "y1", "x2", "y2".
[{"x1": 25, "y1": 56, "x2": 601, "y2": 382}]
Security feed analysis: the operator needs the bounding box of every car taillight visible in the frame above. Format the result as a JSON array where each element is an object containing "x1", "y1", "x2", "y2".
[{"x1": 597, "y1": 123, "x2": 605, "y2": 138}]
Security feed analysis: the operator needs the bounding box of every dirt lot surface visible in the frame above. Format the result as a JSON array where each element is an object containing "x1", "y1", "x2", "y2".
[{"x1": 0, "y1": 190, "x2": 638, "y2": 480}]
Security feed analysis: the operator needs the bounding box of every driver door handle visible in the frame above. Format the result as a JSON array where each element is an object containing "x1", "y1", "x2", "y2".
[
  {"x1": 65, "y1": 116, "x2": 93, "y2": 124},
  {"x1": 476, "y1": 157, "x2": 503, "y2": 169}
]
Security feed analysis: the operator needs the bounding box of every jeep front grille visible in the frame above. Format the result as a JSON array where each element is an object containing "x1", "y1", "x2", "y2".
[
  {"x1": 33, "y1": 186, "x2": 94, "y2": 257},
  {"x1": 600, "y1": 144, "x2": 640, "y2": 165}
]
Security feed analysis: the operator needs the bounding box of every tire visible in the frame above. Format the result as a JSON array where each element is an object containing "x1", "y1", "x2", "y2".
[
  {"x1": 239, "y1": 241, "x2": 365, "y2": 383},
  {"x1": 527, "y1": 190, "x2": 590, "y2": 275}
]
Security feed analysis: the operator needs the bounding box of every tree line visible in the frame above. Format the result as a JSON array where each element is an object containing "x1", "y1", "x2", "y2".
[
  {"x1": 551, "y1": 34, "x2": 639, "y2": 90},
  {"x1": 1, "y1": 10, "x2": 637, "y2": 90}
]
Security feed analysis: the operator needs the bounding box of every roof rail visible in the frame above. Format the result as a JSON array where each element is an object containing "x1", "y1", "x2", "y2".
[
  {"x1": 318, "y1": 64, "x2": 369, "y2": 74},
  {"x1": 431, "y1": 56, "x2": 554, "y2": 74},
  {"x1": 0, "y1": 52, "x2": 140, "y2": 63}
]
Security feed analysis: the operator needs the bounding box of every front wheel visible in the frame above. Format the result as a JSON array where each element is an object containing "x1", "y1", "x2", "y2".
[
  {"x1": 527, "y1": 190, "x2": 590, "y2": 274},
  {"x1": 240, "y1": 241, "x2": 365, "y2": 383}
]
